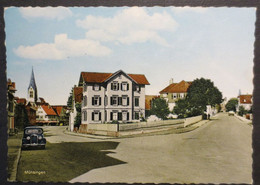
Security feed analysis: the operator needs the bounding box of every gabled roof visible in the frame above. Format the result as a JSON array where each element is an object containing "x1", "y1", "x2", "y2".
[
  {"x1": 239, "y1": 94, "x2": 252, "y2": 104},
  {"x1": 16, "y1": 98, "x2": 27, "y2": 105},
  {"x1": 74, "y1": 87, "x2": 83, "y2": 103},
  {"x1": 160, "y1": 80, "x2": 192, "y2": 94},
  {"x1": 79, "y1": 70, "x2": 150, "y2": 85},
  {"x1": 52, "y1": 105, "x2": 68, "y2": 116},
  {"x1": 41, "y1": 105, "x2": 57, "y2": 116}
]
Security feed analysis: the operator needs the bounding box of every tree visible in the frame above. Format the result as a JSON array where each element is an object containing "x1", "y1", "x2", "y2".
[
  {"x1": 74, "y1": 102, "x2": 81, "y2": 128},
  {"x1": 150, "y1": 98, "x2": 170, "y2": 120},
  {"x1": 67, "y1": 87, "x2": 74, "y2": 109},
  {"x1": 186, "y1": 78, "x2": 223, "y2": 115},
  {"x1": 14, "y1": 103, "x2": 29, "y2": 130},
  {"x1": 225, "y1": 98, "x2": 238, "y2": 112},
  {"x1": 173, "y1": 99, "x2": 189, "y2": 118},
  {"x1": 238, "y1": 105, "x2": 247, "y2": 116}
]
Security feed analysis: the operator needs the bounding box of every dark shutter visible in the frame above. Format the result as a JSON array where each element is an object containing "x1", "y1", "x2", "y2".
[
  {"x1": 118, "y1": 97, "x2": 122, "y2": 105},
  {"x1": 110, "y1": 112, "x2": 113, "y2": 120},
  {"x1": 99, "y1": 112, "x2": 101, "y2": 121},
  {"x1": 127, "y1": 112, "x2": 129, "y2": 120},
  {"x1": 92, "y1": 112, "x2": 94, "y2": 121},
  {"x1": 127, "y1": 97, "x2": 129, "y2": 105},
  {"x1": 111, "y1": 83, "x2": 113, "y2": 90},
  {"x1": 118, "y1": 112, "x2": 122, "y2": 121},
  {"x1": 117, "y1": 83, "x2": 119, "y2": 91},
  {"x1": 110, "y1": 97, "x2": 113, "y2": 105},
  {"x1": 92, "y1": 85, "x2": 94, "y2": 90},
  {"x1": 99, "y1": 97, "x2": 101, "y2": 105},
  {"x1": 121, "y1": 83, "x2": 123, "y2": 91},
  {"x1": 127, "y1": 83, "x2": 129, "y2": 90},
  {"x1": 99, "y1": 85, "x2": 101, "y2": 90},
  {"x1": 92, "y1": 97, "x2": 94, "y2": 105}
]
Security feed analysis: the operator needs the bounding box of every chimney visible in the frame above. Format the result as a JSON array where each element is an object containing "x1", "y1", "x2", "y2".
[{"x1": 169, "y1": 78, "x2": 174, "y2": 85}]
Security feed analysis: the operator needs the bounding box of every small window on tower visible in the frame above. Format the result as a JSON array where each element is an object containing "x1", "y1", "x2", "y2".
[{"x1": 30, "y1": 91, "x2": 33, "y2": 98}]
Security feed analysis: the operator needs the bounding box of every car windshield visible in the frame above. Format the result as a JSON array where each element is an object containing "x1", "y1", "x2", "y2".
[{"x1": 25, "y1": 128, "x2": 43, "y2": 134}]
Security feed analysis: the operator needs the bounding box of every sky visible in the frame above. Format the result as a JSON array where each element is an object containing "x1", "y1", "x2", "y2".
[{"x1": 4, "y1": 6, "x2": 256, "y2": 105}]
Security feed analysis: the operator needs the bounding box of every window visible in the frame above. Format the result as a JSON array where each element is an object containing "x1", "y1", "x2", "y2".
[
  {"x1": 135, "y1": 112, "x2": 140, "y2": 120},
  {"x1": 30, "y1": 91, "x2": 33, "y2": 98},
  {"x1": 105, "y1": 95, "x2": 108, "y2": 106},
  {"x1": 93, "y1": 84, "x2": 101, "y2": 91},
  {"x1": 83, "y1": 110, "x2": 87, "y2": 121},
  {"x1": 83, "y1": 96, "x2": 87, "y2": 106},
  {"x1": 122, "y1": 111, "x2": 128, "y2": 121},
  {"x1": 121, "y1": 82, "x2": 129, "y2": 91},
  {"x1": 111, "y1": 82, "x2": 119, "y2": 91},
  {"x1": 92, "y1": 96, "x2": 101, "y2": 106},
  {"x1": 134, "y1": 97, "x2": 139, "y2": 107},
  {"x1": 134, "y1": 85, "x2": 140, "y2": 92},
  {"x1": 118, "y1": 112, "x2": 122, "y2": 121},
  {"x1": 110, "y1": 111, "x2": 118, "y2": 121},
  {"x1": 92, "y1": 111, "x2": 101, "y2": 121},
  {"x1": 111, "y1": 96, "x2": 118, "y2": 106},
  {"x1": 122, "y1": 96, "x2": 129, "y2": 106}
]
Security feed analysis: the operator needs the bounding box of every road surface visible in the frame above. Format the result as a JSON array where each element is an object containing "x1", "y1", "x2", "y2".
[{"x1": 45, "y1": 113, "x2": 252, "y2": 184}]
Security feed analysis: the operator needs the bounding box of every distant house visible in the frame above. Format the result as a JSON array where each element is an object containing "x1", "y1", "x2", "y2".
[
  {"x1": 79, "y1": 70, "x2": 150, "y2": 125},
  {"x1": 68, "y1": 86, "x2": 83, "y2": 131},
  {"x1": 52, "y1": 105, "x2": 69, "y2": 125},
  {"x1": 16, "y1": 97, "x2": 37, "y2": 126},
  {"x1": 7, "y1": 79, "x2": 16, "y2": 133},
  {"x1": 238, "y1": 94, "x2": 252, "y2": 111},
  {"x1": 159, "y1": 79, "x2": 192, "y2": 111},
  {"x1": 36, "y1": 104, "x2": 59, "y2": 125}
]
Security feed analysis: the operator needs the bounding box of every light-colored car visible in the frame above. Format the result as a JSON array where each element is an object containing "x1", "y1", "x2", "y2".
[{"x1": 228, "y1": 111, "x2": 235, "y2": 116}]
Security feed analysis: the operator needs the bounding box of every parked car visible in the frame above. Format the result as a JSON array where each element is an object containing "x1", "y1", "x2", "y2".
[
  {"x1": 228, "y1": 111, "x2": 235, "y2": 116},
  {"x1": 22, "y1": 126, "x2": 46, "y2": 150}
]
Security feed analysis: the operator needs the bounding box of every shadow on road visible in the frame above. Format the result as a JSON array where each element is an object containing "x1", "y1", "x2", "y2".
[{"x1": 17, "y1": 141, "x2": 125, "y2": 182}]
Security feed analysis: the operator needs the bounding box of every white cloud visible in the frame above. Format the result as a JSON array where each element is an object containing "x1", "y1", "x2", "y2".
[
  {"x1": 172, "y1": 6, "x2": 208, "y2": 14},
  {"x1": 14, "y1": 34, "x2": 112, "y2": 60},
  {"x1": 76, "y1": 7, "x2": 178, "y2": 46},
  {"x1": 19, "y1": 7, "x2": 73, "y2": 21}
]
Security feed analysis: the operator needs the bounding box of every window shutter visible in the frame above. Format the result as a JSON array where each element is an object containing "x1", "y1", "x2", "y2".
[
  {"x1": 110, "y1": 112, "x2": 113, "y2": 120},
  {"x1": 99, "y1": 85, "x2": 101, "y2": 91},
  {"x1": 127, "y1": 112, "x2": 129, "y2": 120},
  {"x1": 99, "y1": 97, "x2": 101, "y2": 105},
  {"x1": 121, "y1": 83, "x2": 123, "y2": 91},
  {"x1": 92, "y1": 85, "x2": 94, "y2": 90},
  {"x1": 110, "y1": 97, "x2": 113, "y2": 105},
  {"x1": 117, "y1": 83, "x2": 119, "y2": 91},
  {"x1": 127, "y1": 83, "x2": 129, "y2": 90},
  {"x1": 127, "y1": 97, "x2": 129, "y2": 106},
  {"x1": 99, "y1": 112, "x2": 101, "y2": 121},
  {"x1": 118, "y1": 97, "x2": 122, "y2": 105},
  {"x1": 111, "y1": 83, "x2": 113, "y2": 90},
  {"x1": 92, "y1": 97, "x2": 94, "y2": 105},
  {"x1": 92, "y1": 112, "x2": 94, "y2": 121}
]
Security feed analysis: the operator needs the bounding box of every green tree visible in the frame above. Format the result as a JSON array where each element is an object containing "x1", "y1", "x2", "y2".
[
  {"x1": 74, "y1": 102, "x2": 81, "y2": 128},
  {"x1": 173, "y1": 99, "x2": 189, "y2": 118},
  {"x1": 238, "y1": 105, "x2": 247, "y2": 116},
  {"x1": 186, "y1": 78, "x2": 223, "y2": 115},
  {"x1": 150, "y1": 98, "x2": 170, "y2": 120},
  {"x1": 225, "y1": 98, "x2": 238, "y2": 112},
  {"x1": 67, "y1": 87, "x2": 74, "y2": 109},
  {"x1": 14, "y1": 103, "x2": 29, "y2": 130}
]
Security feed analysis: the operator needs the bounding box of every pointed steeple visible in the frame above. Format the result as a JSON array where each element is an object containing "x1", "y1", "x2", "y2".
[
  {"x1": 238, "y1": 89, "x2": 241, "y2": 97},
  {"x1": 28, "y1": 67, "x2": 38, "y2": 103}
]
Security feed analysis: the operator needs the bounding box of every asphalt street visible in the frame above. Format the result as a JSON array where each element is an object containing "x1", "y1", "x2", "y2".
[{"x1": 44, "y1": 113, "x2": 252, "y2": 184}]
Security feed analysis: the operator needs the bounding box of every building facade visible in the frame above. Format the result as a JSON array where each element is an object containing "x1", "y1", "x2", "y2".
[
  {"x1": 159, "y1": 79, "x2": 192, "y2": 111},
  {"x1": 7, "y1": 79, "x2": 16, "y2": 133},
  {"x1": 79, "y1": 70, "x2": 149, "y2": 124},
  {"x1": 238, "y1": 94, "x2": 252, "y2": 111}
]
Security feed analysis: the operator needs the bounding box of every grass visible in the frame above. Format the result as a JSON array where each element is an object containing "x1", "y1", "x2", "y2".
[
  {"x1": 17, "y1": 141, "x2": 125, "y2": 182},
  {"x1": 7, "y1": 133, "x2": 23, "y2": 180}
]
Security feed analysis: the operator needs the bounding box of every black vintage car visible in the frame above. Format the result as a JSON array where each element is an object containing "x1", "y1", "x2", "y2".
[{"x1": 22, "y1": 126, "x2": 46, "y2": 149}]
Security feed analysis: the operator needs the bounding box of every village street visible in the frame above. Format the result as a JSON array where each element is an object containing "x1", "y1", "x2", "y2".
[{"x1": 40, "y1": 113, "x2": 252, "y2": 184}]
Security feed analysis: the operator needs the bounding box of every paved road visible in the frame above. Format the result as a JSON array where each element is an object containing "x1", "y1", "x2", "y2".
[{"x1": 67, "y1": 113, "x2": 252, "y2": 184}]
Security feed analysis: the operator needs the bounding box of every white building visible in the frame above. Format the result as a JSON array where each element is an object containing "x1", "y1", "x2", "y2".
[
  {"x1": 238, "y1": 94, "x2": 253, "y2": 111},
  {"x1": 79, "y1": 70, "x2": 150, "y2": 124}
]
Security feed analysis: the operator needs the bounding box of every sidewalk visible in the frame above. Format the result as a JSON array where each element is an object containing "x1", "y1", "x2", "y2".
[
  {"x1": 64, "y1": 117, "x2": 212, "y2": 139},
  {"x1": 7, "y1": 133, "x2": 23, "y2": 181},
  {"x1": 234, "y1": 114, "x2": 252, "y2": 125}
]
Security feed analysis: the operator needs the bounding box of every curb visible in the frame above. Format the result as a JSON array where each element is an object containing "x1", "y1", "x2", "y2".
[
  {"x1": 234, "y1": 114, "x2": 252, "y2": 125},
  {"x1": 8, "y1": 139, "x2": 22, "y2": 182}
]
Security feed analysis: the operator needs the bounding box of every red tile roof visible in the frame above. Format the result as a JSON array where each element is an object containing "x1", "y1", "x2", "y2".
[
  {"x1": 74, "y1": 87, "x2": 83, "y2": 103},
  {"x1": 80, "y1": 71, "x2": 150, "y2": 85},
  {"x1": 52, "y1": 106, "x2": 67, "y2": 116},
  {"x1": 16, "y1": 98, "x2": 27, "y2": 105},
  {"x1": 160, "y1": 80, "x2": 192, "y2": 94},
  {"x1": 145, "y1": 95, "x2": 159, "y2": 110},
  {"x1": 41, "y1": 105, "x2": 57, "y2": 116},
  {"x1": 239, "y1": 95, "x2": 252, "y2": 104}
]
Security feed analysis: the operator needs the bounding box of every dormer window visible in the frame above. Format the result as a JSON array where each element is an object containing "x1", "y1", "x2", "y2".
[
  {"x1": 111, "y1": 81, "x2": 119, "y2": 91},
  {"x1": 93, "y1": 84, "x2": 101, "y2": 91}
]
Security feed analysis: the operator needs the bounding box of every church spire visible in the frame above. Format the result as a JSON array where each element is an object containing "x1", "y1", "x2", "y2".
[{"x1": 28, "y1": 67, "x2": 38, "y2": 103}]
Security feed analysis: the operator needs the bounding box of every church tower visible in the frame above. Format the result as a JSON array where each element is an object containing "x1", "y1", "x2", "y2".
[{"x1": 28, "y1": 67, "x2": 38, "y2": 103}]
